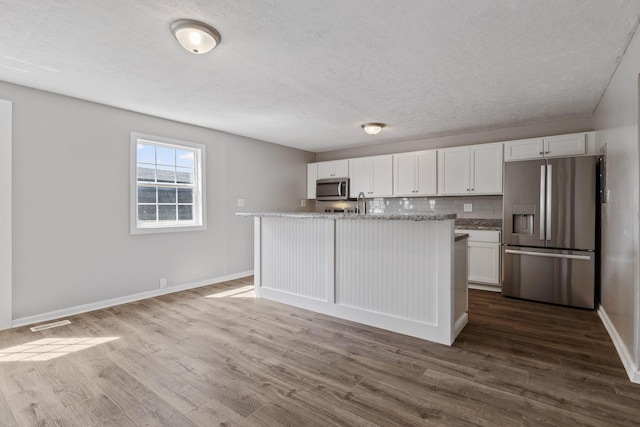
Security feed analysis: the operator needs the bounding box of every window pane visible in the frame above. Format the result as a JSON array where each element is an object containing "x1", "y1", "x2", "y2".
[
  {"x1": 156, "y1": 147, "x2": 175, "y2": 166},
  {"x1": 158, "y1": 188, "x2": 176, "y2": 203},
  {"x1": 138, "y1": 186, "x2": 156, "y2": 203},
  {"x1": 176, "y1": 167, "x2": 194, "y2": 184},
  {"x1": 133, "y1": 136, "x2": 204, "y2": 232},
  {"x1": 178, "y1": 188, "x2": 193, "y2": 203},
  {"x1": 178, "y1": 205, "x2": 193, "y2": 220},
  {"x1": 137, "y1": 144, "x2": 155, "y2": 164},
  {"x1": 156, "y1": 166, "x2": 175, "y2": 183},
  {"x1": 158, "y1": 205, "x2": 176, "y2": 221},
  {"x1": 176, "y1": 150, "x2": 195, "y2": 168},
  {"x1": 138, "y1": 205, "x2": 156, "y2": 221},
  {"x1": 137, "y1": 164, "x2": 155, "y2": 182}
]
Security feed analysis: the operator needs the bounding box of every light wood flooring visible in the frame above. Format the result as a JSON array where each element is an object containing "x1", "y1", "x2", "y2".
[{"x1": 0, "y1": 277, "x2": 638, "y2": 426}]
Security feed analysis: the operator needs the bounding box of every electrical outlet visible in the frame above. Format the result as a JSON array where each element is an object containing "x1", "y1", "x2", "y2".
[
  {"x1": 463, "y1": 203, "x2": 473, "y2": 212},
  {"x1": 606, "y1": 190, "x2": 611, "y2": 203},
  {"x1": 301, "y1": 199, "x2": 307, "y2": 207},
  {"x1": 237, "y1": 199, "x2": 245, "y2": 207},
  {"x1": 159, "y1": 278, "x2": 167, "y2": 289}
]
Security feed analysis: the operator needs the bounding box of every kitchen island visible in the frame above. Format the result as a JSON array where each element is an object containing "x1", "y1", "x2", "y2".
[{"x1": 237, "y1": 212, "x2": 468, "y2": 345}]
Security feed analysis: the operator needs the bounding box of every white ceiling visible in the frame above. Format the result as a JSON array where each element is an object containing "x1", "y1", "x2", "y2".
[{"x1": 1, "y1": 1, "x2": 639, "y2": 152}]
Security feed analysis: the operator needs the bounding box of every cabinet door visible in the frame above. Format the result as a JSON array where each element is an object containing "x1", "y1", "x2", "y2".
[
  {"x1": 316, "y1": 161, "x2": 334, "y2": 179},
  {"x1": 371, "y1": 155, "x2": 393, "y2": 196},
  {"x1": 415, "y1": 150, "x2": 437, "y2": 195},
  {"x1": 504, "y1": 138, "x2": 544, "y2": 161},
  {"x1": 544, "y1": 133, "x2": 586, "y2": 157},
  {"x1": 334, "y1": 159, "x2": 349, "y2": 177},
  {"x1": 349, "y1": 157, "x2": 371, "y2": 198},
  {"x1": 306, "y1": 163, "x2": 317, "y2": 199},
  {"x1": 468, "y1": 242, "x2": 500, "y2": 285},
  {"x1": 438, "y1": 147, "x2": 469, "y2": 195},
  {"x1": 317, "y1": 159, "x2": 349, "y2": 179},
  {"x1": 470, "y1": 143, "x2": 503, "y2": 194},
  {"x1": 393, "y1": 152, "x2": 417, "y2": 196}
]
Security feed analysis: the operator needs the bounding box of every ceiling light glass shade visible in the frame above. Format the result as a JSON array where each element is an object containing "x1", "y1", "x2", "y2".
[
  {"x1": 171, "y1": 19, "x2": 221, "y2": 54},
  {"x1": 362, "y1": 123, "x2": 385, "y2": 135}
]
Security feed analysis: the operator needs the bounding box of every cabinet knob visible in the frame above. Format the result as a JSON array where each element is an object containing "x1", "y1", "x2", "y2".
[
  {"x1": 471, "y1": 188, "x2": 474, "y2": 191},
  {"x1": 545, "y1": 151, "x2": 550, "y2": 154},
  {"x1": 539, "y1": 152, "x2": 544, "y2": 155}
]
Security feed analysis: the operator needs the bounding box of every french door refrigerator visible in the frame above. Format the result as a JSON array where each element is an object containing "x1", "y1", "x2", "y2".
[{"x1": 502, "y1": 156, "x2": 597, "y2": 309}]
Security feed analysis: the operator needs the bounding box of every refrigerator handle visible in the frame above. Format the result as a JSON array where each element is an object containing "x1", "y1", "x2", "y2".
[
  {"x1": 540, "y1": 165, "x2": 546, "y2": 241},
  {"x1": 505, "y1": 249, "x2": 591, "y2": 261},
  {"x1": 546, "y1": 164, "x2": 552, "y2": 241}
]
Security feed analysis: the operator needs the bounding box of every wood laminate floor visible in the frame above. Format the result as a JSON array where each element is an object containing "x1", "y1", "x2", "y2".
[{"x1": 0, "y1": 278, "x2": 638, "y2": 426}]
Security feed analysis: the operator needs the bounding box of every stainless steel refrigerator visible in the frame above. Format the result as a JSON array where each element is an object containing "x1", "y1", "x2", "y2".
[{"x1": 502, "y1": 156, "x2": 597, "y2": 309}]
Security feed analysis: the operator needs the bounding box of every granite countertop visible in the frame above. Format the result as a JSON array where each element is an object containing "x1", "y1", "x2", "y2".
[
  {"x1": 236, "y1": 212, "x2": 457, "y2": 221},
  {"x1": 455, "y1": 232, "x2": 469, "y2": 241},
  {"x1": 455, "y1": 218, "x2": 502, "y2": 231}
]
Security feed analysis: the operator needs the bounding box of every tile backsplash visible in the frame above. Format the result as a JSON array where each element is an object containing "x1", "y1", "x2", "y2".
[{"x1": 317, "y1": 195, "x2": 503, "y2": 219}]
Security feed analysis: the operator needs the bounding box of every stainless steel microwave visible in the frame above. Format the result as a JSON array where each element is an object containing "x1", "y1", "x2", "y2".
[{"x1": 316, "y1": 178, "x2": 350, "y2": 201}]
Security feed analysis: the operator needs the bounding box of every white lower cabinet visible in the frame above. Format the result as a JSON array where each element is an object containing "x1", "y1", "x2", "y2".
[{"x1": 455, "y1": 229, "x2": 501, "y2": 291}]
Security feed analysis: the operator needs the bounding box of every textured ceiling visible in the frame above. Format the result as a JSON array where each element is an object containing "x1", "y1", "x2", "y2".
[{"x1": 1, "y1": 1, "x2": 639, "y2": 152}]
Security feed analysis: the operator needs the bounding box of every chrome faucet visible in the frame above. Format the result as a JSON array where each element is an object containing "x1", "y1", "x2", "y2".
[{"x1": 356, "y1": 191, "x2": 366, "y2": 215}]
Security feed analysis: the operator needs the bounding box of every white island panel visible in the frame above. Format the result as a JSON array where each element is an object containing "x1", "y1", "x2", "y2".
[
  {"x1": 243, "y1": 212, "x2": 466, "y2": 346},
  {"x1": 260, "y1": 217, "x2": 332, "y2": 301},
  {"x1": 335, "y1": 219, "x2": 443, "y2": 325}
]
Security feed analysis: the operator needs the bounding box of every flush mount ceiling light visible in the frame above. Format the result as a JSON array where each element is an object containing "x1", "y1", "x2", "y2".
[
  {"x1": 362, "y1": 123, "x2": 385, "y2": 135},
  {"x1": 171, "y1": 19, "x2": 221, "y2": 54}
]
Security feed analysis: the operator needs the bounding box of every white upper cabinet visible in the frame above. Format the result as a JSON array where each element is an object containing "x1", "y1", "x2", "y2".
[
  {"x1": 544, "y1": 133, "x2": 586, "y2": 157},
  {"x1": 307, "y1": 163, "x2": 317, "y2": 199},
  {"x1": 438, "y1": 143, "x2": 503, "y2": 195},
  {"x1": 503, "y1": 138, "x2": 544, "y2": 161},
  {"x1": 504, "y1": 132, "x2": 591, "y2": 162},
  {"x1": 393, "y1": 150, "x2": 437, "y2": 196},
  {"x1": 317, "y1": 159, "x2": 349, "y2": 179},
  {"x1": 438, "y1": 147, "x2": 470, "y2": 195},
  {"x1": 349, "y1": 155, "x2": 393, "y2": 198},
  {"x1": 471, "y1": 143, "x2": 504, "y2": 194}
]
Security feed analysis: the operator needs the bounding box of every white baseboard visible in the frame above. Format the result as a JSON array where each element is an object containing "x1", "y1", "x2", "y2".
[
  {"x1": 597, "y1": 304, "x2": 639, "y2": 384},
  {"x1": 468, "y1": 283, "x2": 501, "y2": 292},
  {"x1": 11, "y1": 270, "x2": 254, "y2": 329}
]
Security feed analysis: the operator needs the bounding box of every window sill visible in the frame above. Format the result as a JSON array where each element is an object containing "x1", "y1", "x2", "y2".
[{"x1": 130, "y1": 223, "x2": 207, "y2": 235}]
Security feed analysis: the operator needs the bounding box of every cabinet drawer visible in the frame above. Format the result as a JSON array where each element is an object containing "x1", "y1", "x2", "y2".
[{"x1": 455, "y1": 229, "x2": 501, "y2": 243}]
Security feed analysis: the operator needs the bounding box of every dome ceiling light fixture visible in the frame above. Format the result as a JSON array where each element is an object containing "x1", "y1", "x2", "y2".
[
  {"x1": 362, "y1": 123, "x2": 386, "y2": 135},
  {"x1": 171, "y1": 19, "x2": 221, "y2": 54}
]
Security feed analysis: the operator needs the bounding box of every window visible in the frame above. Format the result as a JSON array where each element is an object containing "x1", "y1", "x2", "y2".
[{"x1": 130, "y1": 133, "x2": 206, "y2": 234}]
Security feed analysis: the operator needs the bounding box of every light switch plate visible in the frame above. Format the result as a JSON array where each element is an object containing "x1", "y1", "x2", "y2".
[
  {"x1": 237, "y1": 199, "x2": 245, "y2": 207},
  {"x1": 301, "y1": 199, "x2": 307, "y2": 207},
  {"x1": 463, "y1": 203, "x2": 473, "y2": 212}
]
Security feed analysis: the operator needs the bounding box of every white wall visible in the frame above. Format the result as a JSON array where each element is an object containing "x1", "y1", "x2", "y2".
[
  {"x1": 593, "y1": 27, "x2": 640, "y2": 383},
  {"x1": 0, "y1": 100, "x2": 11, "y2": 330},
  {"x1": 2, "y1": 81, "x2": 314, "y2": 322},
  {"x1": 316, "y1": 116, "x2": 593, "y2": 161}
]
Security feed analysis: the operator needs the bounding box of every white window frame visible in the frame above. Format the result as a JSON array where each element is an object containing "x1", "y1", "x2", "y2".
[{"x1": 130, "y1": 132, "x2": 206, "y2": 234}]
